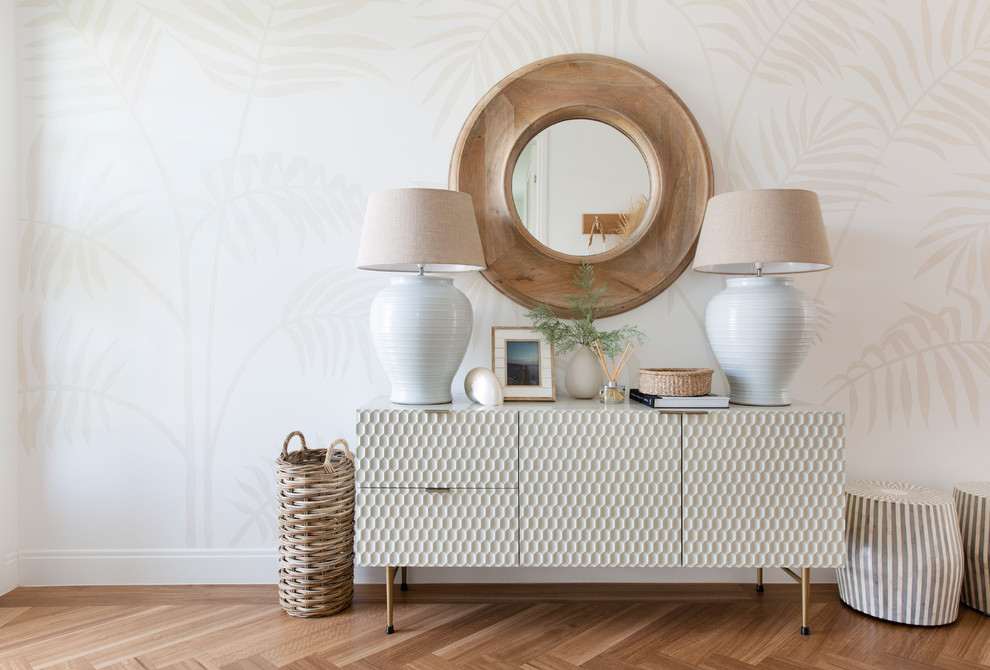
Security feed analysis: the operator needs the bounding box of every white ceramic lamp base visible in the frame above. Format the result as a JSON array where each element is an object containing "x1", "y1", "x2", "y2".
[
  {"x1": 370, "y1": 275, "x2": 473, "y2": 405},
  {"x1": 705, "y1": 276, "x2": 815, "y2": 406}
]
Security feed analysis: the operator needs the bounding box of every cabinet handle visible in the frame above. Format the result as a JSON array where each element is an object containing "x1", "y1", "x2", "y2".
[
  {"x1": 424, "y1": 409, "x2": 450, "y2": 415},
  {"x1": 426, "y1": 487, "x2": 451, "y2": 493}
]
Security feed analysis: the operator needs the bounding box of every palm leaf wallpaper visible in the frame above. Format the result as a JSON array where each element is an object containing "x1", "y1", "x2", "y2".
[{"x1": 12, "y1": 0, "x2": 990, "y2": 582}]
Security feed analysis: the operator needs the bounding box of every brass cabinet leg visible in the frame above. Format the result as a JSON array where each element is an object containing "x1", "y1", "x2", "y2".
[
  {"x1": 401, "y1": 566, "x2": 408, "y2": 591},
  {"x1": 780, "y1": 567, "x2": 812, "y2": 635},
  {"x1": 756, "y1": 568, "x2": 764, "y2": 592},
  {"x1": 385, "y1": 566, "x2": 395, "y2": 634}
]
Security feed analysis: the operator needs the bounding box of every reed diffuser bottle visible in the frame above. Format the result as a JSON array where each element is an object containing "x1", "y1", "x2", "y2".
[{"x1": 593, "y1": 339, "x2": 637, "y2": 404}]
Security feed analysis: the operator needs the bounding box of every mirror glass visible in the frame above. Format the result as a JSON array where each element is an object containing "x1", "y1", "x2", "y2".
[{"x1": 511, "y1": 119, "x2": 651, "y2": 257}]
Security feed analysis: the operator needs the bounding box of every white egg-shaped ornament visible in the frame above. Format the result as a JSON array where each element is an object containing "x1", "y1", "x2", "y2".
[{"x1": 464, "y1": 367, "x2": 504, "y2": 406}]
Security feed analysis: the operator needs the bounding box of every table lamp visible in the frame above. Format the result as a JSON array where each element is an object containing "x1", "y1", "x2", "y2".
[
  {"x1": 356, "y1": 188, "x2": 486, "y2": 404},
  {"x1": 693, "y1": 189, "x2": 832, "y2": 406}
]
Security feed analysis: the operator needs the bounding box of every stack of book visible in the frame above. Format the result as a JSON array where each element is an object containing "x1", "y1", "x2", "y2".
[{"x1": 629, "y1": 388, "x2": 729, "y2": 408}]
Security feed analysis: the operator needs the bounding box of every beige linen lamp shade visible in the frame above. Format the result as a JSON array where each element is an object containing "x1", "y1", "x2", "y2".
[
  {"x1": 356, "y1": 188, "x2": 485, "y2": 272},
  {"x1": 693, "y1": 189, "x2": 832, "y2": 274}
]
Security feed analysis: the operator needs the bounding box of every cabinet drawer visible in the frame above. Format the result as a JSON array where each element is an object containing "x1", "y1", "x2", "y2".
[
  {"x1": 356, "y1": 409, "x2": 517, "y2": 488},
  {"x1": 355, "y1": 488, "x2": 518, "y2": 567}
]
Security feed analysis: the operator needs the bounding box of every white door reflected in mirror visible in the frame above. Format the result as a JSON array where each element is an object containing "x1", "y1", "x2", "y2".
[{"x1": 511, "y1": 119, "x2": 651, "y2": 257}]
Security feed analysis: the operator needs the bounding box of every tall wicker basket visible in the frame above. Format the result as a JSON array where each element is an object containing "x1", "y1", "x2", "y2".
[{"x1": 276, "y1": 431, "x2": 355, "y2": 617}]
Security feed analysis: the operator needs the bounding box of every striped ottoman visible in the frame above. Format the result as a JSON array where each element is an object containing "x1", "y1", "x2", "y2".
[
  {"x1": 836, "y1": 481, "x2": 964, "y2": 626},
  {"x1": 954, "y1": 482, "x2": 990, "y2": 615}
]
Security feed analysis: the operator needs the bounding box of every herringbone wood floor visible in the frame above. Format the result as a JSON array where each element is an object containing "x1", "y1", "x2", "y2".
[{"x1": 1, "y1": 583, "x2": 989, "y2": 669}]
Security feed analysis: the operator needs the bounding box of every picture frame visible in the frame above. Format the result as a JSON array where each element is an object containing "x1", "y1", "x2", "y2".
[{"x1": 491, "y1": 326, "x2": 555, "y2": 401}]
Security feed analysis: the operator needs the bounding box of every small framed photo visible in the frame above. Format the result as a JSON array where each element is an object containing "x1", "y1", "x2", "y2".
[{"x1": 492, "y1": 326, "x2": 555, "y2": 401}]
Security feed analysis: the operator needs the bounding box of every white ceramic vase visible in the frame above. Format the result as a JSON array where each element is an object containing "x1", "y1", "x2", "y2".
[
  {"x1": 370, "y1": 275, "x2": 473, "y2": 405},
  {"x1": 565, "y1": 345, "x2": 603, "y2": 399},
  {"x1": 705, "y1": 276, "x2": 815, "y2": 406}
]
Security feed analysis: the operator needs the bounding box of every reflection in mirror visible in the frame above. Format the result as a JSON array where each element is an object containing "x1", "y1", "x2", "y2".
[{"x1": 511, "y1": 120, "x2": 651, "y2": 257}]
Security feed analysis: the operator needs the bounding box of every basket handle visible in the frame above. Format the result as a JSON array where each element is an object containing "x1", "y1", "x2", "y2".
[
  {"x1": 281, "y1": 431, "x2": 307, "y2": 459},
  {"x1": 325, "y1": 438, "x2": 354, "y2": 473}
]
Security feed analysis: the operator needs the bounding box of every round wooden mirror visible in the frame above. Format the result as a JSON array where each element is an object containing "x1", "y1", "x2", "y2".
[{"x1": 449, "y1": 54, "x2": 713, "y2": 317}]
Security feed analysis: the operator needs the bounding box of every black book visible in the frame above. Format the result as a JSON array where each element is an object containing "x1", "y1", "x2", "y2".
[{"x1": 629, "y1": 388, "x2": 729, "y2": 408}]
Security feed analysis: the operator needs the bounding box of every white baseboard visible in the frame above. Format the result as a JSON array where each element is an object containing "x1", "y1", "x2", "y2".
[
  {"x1": 1, "y1": 551, "x2": 17, "y2": 594},
  {"x1": 17, "y1": 549, "x2": 279, "y2": 586},
  {"x1": 16, "y1": 550, "x2": 840, "y2": 587}
]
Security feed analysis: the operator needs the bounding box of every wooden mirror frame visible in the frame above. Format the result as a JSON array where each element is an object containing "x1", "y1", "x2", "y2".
[{"x1": 449, "y1": 54, "x2": 713, "y2": 317}]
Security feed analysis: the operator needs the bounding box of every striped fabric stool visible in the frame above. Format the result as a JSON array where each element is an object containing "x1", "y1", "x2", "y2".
[
  {"x1": 837, "y1": 481, "x2": 964, "y2": 626},
  {"x1": 954, "y1": 482, "x2": 990, "y2": 615}
]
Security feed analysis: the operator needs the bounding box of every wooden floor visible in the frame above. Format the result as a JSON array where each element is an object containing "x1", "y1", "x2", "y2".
[{"x1": 1, "y1": 583, "x2": 989, "y2": 669}]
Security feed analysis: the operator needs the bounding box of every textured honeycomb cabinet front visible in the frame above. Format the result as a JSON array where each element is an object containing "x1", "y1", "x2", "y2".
[
  {"x1": 356, "y1": 409, "x2": 517, "y2": 488},
  {"x1": 356, "y1": 489, "x2": 518, "y2": 566},
  {"x1": 520, "y1": 408, "x2": 681, "y2": 567},
  {"x1": 682, "y1": 410, "x2": 846, "y2": 567},
  {"x1": 355, "y1": 400, "x2": 845, "y2": 572}
]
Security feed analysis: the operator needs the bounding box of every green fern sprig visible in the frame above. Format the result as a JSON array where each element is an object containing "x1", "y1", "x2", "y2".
[{"x1": 524, "y1": 263, "x2": 646, "y2": 357}]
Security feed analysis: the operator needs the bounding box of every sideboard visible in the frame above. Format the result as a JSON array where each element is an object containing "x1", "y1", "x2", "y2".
[{"x1": 355, "y1": 398, "x2": 846, "y2": 635}]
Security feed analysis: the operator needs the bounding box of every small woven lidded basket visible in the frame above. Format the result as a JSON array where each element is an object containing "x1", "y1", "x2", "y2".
[
  {"x1": 276, "y1": 431, "x2": 355, "y2": 617},
  {"x1": 638, "y1": 368, "x2": 714, "y2": 397}
]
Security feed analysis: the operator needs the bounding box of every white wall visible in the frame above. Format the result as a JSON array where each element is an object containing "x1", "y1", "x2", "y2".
[
  {"x1": 2, "y1": 0, "x2": 20, "y2": 595},
  {"x1": 11, "y1": 1, "x2": 990, "y2": 585}
]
